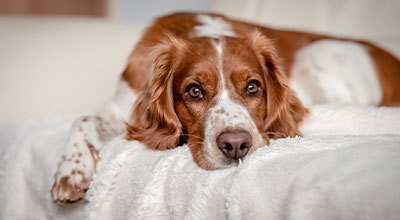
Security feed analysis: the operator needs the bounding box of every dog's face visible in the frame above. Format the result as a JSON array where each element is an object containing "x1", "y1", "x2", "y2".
[
  {"x1": 127, "y1": 31, "x2": 307, "y2": 170},
  {"x1": 172, "y1": 37, "x2": 269, "y2": 169}
]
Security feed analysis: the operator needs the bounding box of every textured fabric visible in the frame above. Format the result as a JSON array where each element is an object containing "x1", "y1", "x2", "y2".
[{"x1": 1, "y1": 105, "x2": 400, "y2": 219}]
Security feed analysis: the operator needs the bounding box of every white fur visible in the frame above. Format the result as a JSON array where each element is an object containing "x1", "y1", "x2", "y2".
[
  {"x1": 193, "y1": 15, "x2": 236, "y2": 38},
  {"x1": 290, "y1": 39, "x2": 382, "y2": 107},
  {"x1": 212, "y1": 40, "x2": 228, "y2": 99},
  {"x1": 107, "y1": 80, "x2": 137, "y2": 122},
  {"x1": 203, "y1": 40, "x2": 264, "y2": 168}
]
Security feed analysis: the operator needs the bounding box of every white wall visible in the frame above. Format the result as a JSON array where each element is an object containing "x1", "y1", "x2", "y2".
[{"x1": 113, "y1": 0, "x2": 211, "y2": 23}]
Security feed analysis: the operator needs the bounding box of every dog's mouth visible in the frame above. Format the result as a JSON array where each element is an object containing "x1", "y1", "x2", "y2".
[{"x1": 199, "y1": 147, "x2": 253, "y2": 170}]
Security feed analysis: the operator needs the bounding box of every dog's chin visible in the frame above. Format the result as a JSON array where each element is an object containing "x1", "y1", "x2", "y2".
[
  {"x1": 199, "y1": 157, "x2": 236, "y2": 170},
  {"x1": 193, "y1": 147, "x2": 239, "y2": 170},
  {"x1": 189, "y1": 139, "x2": 266, "y2": 170}
]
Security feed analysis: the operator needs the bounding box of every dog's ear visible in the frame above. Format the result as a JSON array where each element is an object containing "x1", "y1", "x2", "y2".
[
  {"x1": 246, "y1": 30, "x2": 308, "y2": 138},
  {"x1": 126, "y1": 35, "x2": 187, "y2": 150}
]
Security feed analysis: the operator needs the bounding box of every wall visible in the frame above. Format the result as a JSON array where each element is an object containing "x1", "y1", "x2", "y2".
[{"x1": 113, "y1": 0, "x2": 211, "y2": 23}]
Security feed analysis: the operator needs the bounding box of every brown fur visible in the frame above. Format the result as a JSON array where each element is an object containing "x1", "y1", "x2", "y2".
[{"x1": 125, "y1": 36, "x2": 186, "y2": 150}]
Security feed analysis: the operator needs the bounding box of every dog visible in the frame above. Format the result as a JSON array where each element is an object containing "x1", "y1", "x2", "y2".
[{"x1": 51, "y1": 12, "x2": 400, "y2": 203}]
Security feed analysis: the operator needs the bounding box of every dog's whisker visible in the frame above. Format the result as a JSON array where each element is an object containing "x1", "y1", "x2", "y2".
[
  {"x1": 264, "y1": 131, "x2": 286, "y2": 138},
  {"x1": 183, "y1": 134, "x2": 205, "y2": 141}
]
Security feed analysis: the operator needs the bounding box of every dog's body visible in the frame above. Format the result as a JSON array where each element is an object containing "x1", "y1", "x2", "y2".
[{"x1": 51, "y1": 12, "x2": 400, "y2": 203}]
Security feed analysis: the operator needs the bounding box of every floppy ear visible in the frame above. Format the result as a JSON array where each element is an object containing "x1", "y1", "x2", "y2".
[
  {"x1": 247, "y1": 30, "x2": 308, "y2": 139},
  {"x1": 125, "y1": 35, "x2": 187, "y2": 150}
]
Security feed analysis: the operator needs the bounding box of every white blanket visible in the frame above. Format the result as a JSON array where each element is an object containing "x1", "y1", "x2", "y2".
[{"x1": 1, "y1": 105, "x2": 400, "y2": 219}]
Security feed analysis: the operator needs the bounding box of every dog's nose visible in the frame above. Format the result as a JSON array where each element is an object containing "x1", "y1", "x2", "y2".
[{"x1": 216, "y1": 129, "x2": 252, "y2": 160}]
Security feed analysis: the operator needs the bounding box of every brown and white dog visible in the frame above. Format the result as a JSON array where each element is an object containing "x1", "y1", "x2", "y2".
[{"x1": 51, "y1": 12, "x2": 400, "y2": 203}]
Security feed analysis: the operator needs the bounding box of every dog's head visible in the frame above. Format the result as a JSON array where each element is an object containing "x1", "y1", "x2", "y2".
[{"x1": 126, "y1": 31, "x2": 308, "y2": 169}]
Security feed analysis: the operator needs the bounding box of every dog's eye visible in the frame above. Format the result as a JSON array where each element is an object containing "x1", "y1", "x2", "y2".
[
  {"x1": 246, "y1": 81, "x2": 259, "y2": 95},
  {"x1": 186, "y1": 84, "x2": 204, "y2": 100}
]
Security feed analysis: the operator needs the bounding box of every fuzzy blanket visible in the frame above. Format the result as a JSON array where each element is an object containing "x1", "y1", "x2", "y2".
[{"x1": 1, "y1": 105, "x2": 400, "y2": 220}]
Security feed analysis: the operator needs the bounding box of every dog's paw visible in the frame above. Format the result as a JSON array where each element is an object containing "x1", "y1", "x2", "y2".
[
  {"x1": 51, "y1": 116, "x2": 101, "y2": 203},
  {"x1": 51, "y1": 148, "x2": 96, "y2": 203},
  {"x1": 51, "y1": 172, "x2": 90, "y2": 203}
]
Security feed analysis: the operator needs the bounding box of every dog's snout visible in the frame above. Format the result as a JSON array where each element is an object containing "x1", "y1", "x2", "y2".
[{"x1": 216, "y1": 129, "x2": 252, "y2": 160}]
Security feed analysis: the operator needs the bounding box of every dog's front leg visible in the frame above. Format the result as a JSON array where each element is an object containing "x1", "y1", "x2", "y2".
[
  {"x1": 51, "y1": 80, "x2": 136, "y2": 203},
  {"x1": 51, "y1": 113, "x2": 122, "y2": 203}
]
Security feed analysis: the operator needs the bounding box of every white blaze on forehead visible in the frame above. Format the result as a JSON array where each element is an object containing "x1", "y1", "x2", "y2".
[
  {"x1": 211, "y1": 40, "x2": 229, "y2": 99},
  {"x1": 194, "y1": 14, "x2": 236, "y2": 38}
]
